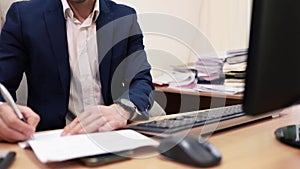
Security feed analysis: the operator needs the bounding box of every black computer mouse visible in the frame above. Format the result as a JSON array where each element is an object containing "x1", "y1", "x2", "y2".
[{"x1": 157, "y1": 135, "x2": 222, "y2": 167}]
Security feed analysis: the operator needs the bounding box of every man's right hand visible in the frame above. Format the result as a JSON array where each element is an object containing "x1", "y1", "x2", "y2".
[{"x1": 0, "y1": 103, "x2": 40, "y2": 143}]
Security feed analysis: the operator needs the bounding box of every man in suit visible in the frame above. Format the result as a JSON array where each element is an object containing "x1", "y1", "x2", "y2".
[{"x1": 0, "y1": 0, "x2": 154, "y2": 142}]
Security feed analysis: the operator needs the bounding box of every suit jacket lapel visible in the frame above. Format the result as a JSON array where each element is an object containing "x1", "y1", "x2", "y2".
[
  {"x1": 43, "y1": 0, "x2": 70, "y2": 96},
  {"x1": 97, "y1": 0, "x2": 114, "y2": 104}
]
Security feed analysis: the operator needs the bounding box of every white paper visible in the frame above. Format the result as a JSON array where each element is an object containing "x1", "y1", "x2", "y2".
[
  {"x1": 195, "y1": 84, "x2": 244, "y2": 95},
  {"x1": 153, "y1": 70, "x2": 196, "y2": 86},
  {"x1": 19, "y1": 129, "x2": 158, "y2": 163},
  {"x1": 18, "y1": 129, "x2": 62, "y2": 148}
]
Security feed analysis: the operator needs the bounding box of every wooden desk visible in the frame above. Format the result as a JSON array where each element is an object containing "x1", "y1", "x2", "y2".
[
  {"x1": 1, "y1": 105, "x2": 300, "y2": 169},
  {"x1": 155, "y1": 87, "x2": 243, "y2": 114}
]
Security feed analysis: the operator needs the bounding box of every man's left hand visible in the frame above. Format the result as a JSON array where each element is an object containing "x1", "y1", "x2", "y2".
[{"x1": 61, "y1": 104, "x2": 130, "y2": 136}]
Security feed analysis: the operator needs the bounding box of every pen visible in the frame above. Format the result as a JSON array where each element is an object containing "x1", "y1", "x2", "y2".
[{"x1": 0, "y1": 83, "x2": 27, "y2": 123}]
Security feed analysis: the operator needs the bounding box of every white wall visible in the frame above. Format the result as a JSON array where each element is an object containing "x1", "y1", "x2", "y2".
[
  {"x1": 0, "y1": 0, "x2": 21, "y2": 29},
  {"x1": 115, "y1": 0, "x2": 250, "y2": 69}
]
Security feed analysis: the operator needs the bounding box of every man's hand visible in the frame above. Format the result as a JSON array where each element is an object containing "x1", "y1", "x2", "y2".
[
  {"x1": 62, "y1": 104, "x2": 131, "y2": 136},
  {"x1": 0, "y1": 103, "x2": 40, "y2": 142}
]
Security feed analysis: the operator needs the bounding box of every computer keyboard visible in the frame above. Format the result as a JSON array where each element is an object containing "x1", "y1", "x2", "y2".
[{"x1": 128, "y1": 104, "x2": 245, "y2": 134}]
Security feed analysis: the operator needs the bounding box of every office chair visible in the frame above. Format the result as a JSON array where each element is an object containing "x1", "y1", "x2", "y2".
[
  {"x1": 148, "y1": 101, "x2": 166, "y2": 117},
  {"x1": 16, "y1": 74, "x2": 28, "y2": 105}
]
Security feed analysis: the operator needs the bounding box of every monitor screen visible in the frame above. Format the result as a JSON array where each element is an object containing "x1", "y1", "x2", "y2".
[{"x1": 243, "y1": 0, "x2": 300, "y2": 115}]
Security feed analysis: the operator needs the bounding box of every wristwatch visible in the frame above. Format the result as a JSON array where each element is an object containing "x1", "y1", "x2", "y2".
[{"x1": 115, "y1": 98, "x2": 141, "y2": 121}]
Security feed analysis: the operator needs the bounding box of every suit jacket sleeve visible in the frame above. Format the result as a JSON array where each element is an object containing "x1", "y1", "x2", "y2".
[
  {"x1": 107, "y1": 7, "x2": 154, "y2": 120},
  {"x1": 0, "y1": 3, "x2": 26, "y2": 101}
]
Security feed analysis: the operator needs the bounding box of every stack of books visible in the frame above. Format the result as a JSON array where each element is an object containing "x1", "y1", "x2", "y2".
[{"x1": 223, "y1": 49, "x2": 247, "y2": 87}]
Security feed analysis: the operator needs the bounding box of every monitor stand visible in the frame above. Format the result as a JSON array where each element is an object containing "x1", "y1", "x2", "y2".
[{"x1": 274, "y1": 124, "x2": 300, "y2": 148}]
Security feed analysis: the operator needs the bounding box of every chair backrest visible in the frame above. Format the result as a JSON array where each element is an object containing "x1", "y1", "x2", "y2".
[
  {"x1": 16, "y1": 74, "x2": 27, "y2": 105},
  {"x1": 148, "y1": 101, "x2": 166, "y2": 117}
]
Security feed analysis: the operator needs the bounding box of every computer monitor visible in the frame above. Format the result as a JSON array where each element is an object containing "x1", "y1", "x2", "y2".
[
  {"x1": 244, "y1": 0, "x2": 300, "y2": 148},
  {"x1": 244, "y1": 0, "x2": 300, "y2": 115}
]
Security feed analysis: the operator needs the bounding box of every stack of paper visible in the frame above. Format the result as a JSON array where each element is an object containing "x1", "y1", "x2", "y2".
[
  {"x1": 19, "y1": 129, "x2": 158, "y2": 163},
  {"x1": 223, "y1": 49, "x2": 248, "y2": 88},
  {"x1": 224, "y1": 79, "x2": 245, "y2": 88},
  {"x1": 195, "y1": 84, "x2": 244, "y2": 95},
  {"x1": 226, "y1": 48, "x2": 248, "y2": 58},
  {"x1": 153, "y1": 69, "x2": 196, "y2": 87},
  {"x1": 223, "y1": 49, "x2": 248, "y2": 75},
  {"x1": 195, "y1": 57, "x2": 224, "y2": 81}
]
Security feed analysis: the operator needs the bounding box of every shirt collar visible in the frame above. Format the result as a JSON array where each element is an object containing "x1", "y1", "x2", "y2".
[{"x1": 61, "y1": 0, "x2": 100, "y2": 22}]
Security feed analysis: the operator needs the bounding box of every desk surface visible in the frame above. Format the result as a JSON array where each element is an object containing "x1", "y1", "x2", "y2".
[
  {"x1": 155, "y1": 87, "x2": 243, "y2": 100},
  {"x1": 1, "y1": 105, "x2": 300, "y2": 169}
]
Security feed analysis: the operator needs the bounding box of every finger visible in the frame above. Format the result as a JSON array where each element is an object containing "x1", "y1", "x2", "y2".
[
  {"x1": 9, "y1": 118, "x2": 34, "y2": 137},
  {"x1": 80, "y1": 116, "x2": 107, "y2": 133},
  {"x1": 0, "y1": 117, "x2": 29, "y2": 142},
  {"x1": 78, "y1": 111, "x2": 102, "y2": 128},
  {"x1": 26, "y1": 115, "x2": 40, "y2": 129},
  {"x1": 69, "y1": 113, "x2": 106, "y2": 135},
  {"x1": 97, "y1": 122, "x2": 115, "y2": 132},
  {"x1": 61, "y1": 118, "x2": 78, "y2": 136},
  {"x1": 70, "y1": 124, "x2": 83, "y2": 135},
  {"x1": 67, "y1": 106, "x2": 103, "y2": 134},
  {"x1": 0, "y1": 110, "x2": 34, "y2": 137},
  {"x1": 77, "y1": 107, "x2": 94, "y2": 120},
  {"x1": 65, "y1": 122, "x2": 83, "y2": 136},
  {"x1": 62, "y1": 118, "x2": 83, "y2": 136},
  {"x1": 19, "y1": 106, "x2": 40, "y2": 128}
]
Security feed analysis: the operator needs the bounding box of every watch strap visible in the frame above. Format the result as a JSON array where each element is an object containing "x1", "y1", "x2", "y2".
[{"x1": 115, "y1": 99, "x2": 139, "y2": 121}]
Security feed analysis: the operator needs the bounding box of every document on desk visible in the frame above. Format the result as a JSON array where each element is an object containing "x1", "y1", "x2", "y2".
[{"x1": 18, "y1": 129, "x2": 158, "y2": 163}]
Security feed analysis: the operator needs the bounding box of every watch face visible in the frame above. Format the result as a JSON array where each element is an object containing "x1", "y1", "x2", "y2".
[{"x1": 119, "y1": 99, "x2": 136, "y2": 114}]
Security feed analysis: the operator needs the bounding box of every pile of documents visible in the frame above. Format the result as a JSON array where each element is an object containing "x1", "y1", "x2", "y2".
[
  {"x1": 195, "y1": 57, "x2": 224, "y2": 82},
  {"x1": 152, "y1": 49, "x2": 247, "y2": 94},
  {"x1": 223, "y1": 49, "x2": 247, "y2": 87}
]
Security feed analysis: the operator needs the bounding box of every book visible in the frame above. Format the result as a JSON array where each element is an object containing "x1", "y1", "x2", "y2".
[
  {"x1": 18, "y1": 129, "x2": 158, "y2": 163},
  {"x1": 225, "y1": 54, "x2": 247, "y2": 64},
  {"x1": 223, "y1": 62, "x2": 247, "y2": 73},
  {"x1": 226, "y1": 48, "x2": 248, "y2": 57},
  {"x1": 225, "y1": 71, "x2": 246, "y2": 79},
  {"x1": 224, "y1": 78, "x2": 245, "y2": 88}
]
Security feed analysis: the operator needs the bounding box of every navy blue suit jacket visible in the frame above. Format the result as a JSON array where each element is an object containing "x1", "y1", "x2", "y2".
[{"x1": 0, "y1": 0, "x2": 154, "y2": 131}]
